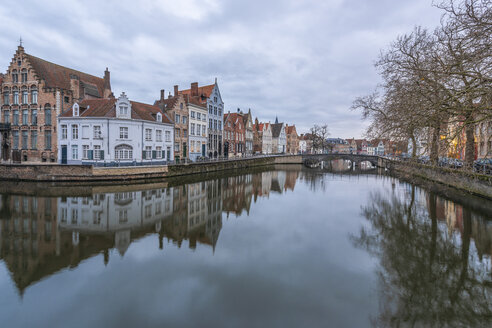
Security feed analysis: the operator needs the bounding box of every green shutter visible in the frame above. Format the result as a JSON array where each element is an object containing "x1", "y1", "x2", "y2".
[
  {"x1": 100, "y1": 150, "x2": 104, "y2": 160},
  {"x1": 142, "y1": 150, "x2": 146, "y2": 159},
  {"x1": 152, "y1": 150, "x2": 157, "y2": 159},
  {"x1": 88, "y1": 150, "x2": 93, "y2": 160}
]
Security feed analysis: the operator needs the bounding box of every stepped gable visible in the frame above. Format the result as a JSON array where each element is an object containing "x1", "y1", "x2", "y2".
[{"x1": 25, "y1": 53, "x2": 106, "y2": 97}]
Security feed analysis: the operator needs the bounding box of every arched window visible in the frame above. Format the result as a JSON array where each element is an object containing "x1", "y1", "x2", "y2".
[
  {"x1": 3, "y1": 87, "x2": 9, "y2": 106},
  {"x1": 21, "y1": 69, "x2": 27, "y2": 83},
  {"x1": 114, "y1": 144, "x2": 133, "y2": 160},
  {"x1": 12, "y1": 87, "x2": 19, "y2": 105},
  {"x1": 73, "y1": 103, "x2": 79, "y2": 117},
  {"x1": 21, "y1": 86, "x2": 28, "y2": 104},
  {"x1": 30, "y1": 85, "x2": 38, "y2": 104},
  {"x1": 156, "y1": 112, "x2": 162, "y2": 122},
  {"x1": 12, "y1": 69, "x2": 18, "y2": 83}
]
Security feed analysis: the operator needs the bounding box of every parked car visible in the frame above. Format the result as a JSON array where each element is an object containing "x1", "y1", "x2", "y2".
[{"x1": 473, "y1": 158, "x2": 492, "y2": 175}]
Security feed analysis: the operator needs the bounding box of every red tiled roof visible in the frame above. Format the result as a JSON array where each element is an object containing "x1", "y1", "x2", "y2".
[
  {"x1": 286, "y1": 125, "x2": 297, "y2": 135},
  {"x1": 25, "y1": 54, "x2": 106, "y2": 97},
  {"x1": 60, "y1": 98, "x2": 172, "y2": 124},
  {"x1": 179, "y1": 84, "x2": 215, "y2": 99}
]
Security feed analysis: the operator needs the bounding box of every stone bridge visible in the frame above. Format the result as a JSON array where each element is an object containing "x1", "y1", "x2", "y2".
[{"x1": 302, "y1": 154, "x2": 386, "y2": 168}]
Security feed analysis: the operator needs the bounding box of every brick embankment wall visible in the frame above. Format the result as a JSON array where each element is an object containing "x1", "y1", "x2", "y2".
[
  {"x1": 0, "y1": 155, "x2": 303, "y2": 183},
  {"x1": 392, "y1": 162, "x2": 492, "y2": 200}
]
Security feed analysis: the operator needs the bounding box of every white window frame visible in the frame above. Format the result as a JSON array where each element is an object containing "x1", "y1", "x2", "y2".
[{"x1": 120, "y1": 127, "x2": 128, "y2": 139}]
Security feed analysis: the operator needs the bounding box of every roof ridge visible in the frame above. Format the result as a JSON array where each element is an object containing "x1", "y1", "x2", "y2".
[{"x1": 25, "y1": 53, "x2": 104, "y2": 81}]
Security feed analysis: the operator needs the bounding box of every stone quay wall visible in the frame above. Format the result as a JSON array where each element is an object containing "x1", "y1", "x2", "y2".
[
  {"x1": 392, "y1": 161, "x2": 492, "y2": 200},
  {"x1": 0, "y1": 155, "x2": 302, "y2": 183}
]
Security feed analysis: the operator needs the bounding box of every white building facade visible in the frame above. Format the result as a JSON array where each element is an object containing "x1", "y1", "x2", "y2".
[
  {"x1": 188, "y1": 102, "x2": 208, "y2": 161},
  {"x1": 58, "y1": 93, "x2": 174, "y2": 165}
]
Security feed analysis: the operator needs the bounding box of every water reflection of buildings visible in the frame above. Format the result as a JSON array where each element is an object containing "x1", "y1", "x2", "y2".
[
  {"x1": 0, "y1": 169, "x2": 301, "y2": 293},
  {"x1": 426, "y1": 194, "x2": 492, "y2": 260}
]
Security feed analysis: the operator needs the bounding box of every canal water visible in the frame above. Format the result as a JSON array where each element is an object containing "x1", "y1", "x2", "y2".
[{"x1": 0, "y1": 164, "x2": 491, "y2": 327}]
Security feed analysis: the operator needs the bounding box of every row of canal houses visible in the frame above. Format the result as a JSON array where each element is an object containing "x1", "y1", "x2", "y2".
[{"x1": 0, "y1": 45, "x2": 300, "y2": 165}]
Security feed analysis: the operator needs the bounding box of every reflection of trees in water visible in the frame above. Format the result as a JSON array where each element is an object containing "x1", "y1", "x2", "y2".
[
  {"x1": 353, "y1": 188, "x2": 492, "y2": 328},
  {"x1": 300, "y1": 170, "x2": 327, "y2": 193}
]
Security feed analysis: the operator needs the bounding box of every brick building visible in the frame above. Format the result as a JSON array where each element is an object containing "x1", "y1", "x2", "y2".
[
  {"x1": 0, "y1": 45, "x2": 111, "y2": 162},
  {"x1": 285, "y1": 124, "x2": 299, "y2": 154},
  {"x1": 224, "y1": 110, "x2": 246, "y2": 157},
  {"x1": 155, "y1": 87, "x2": 189, "y2": 161},
  {"x1": 253, "y1": 118, "x2": 273, "y2": 154}
]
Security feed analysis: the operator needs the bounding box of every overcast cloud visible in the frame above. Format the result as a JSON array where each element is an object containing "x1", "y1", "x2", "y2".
[{"x1": 0, "y1": 0, "x2": 442, "y2": 138}]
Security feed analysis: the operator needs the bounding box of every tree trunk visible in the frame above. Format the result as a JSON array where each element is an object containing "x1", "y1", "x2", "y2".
[
  {"x1": 430, "y1": 123, "x2": 440, "y2": 165},
  {"x1": 410, "y1": 134, "x2": 417, "y2": 158},
  {"x1": 464, "y1": 113, "x2": 475, "y2": 167}
]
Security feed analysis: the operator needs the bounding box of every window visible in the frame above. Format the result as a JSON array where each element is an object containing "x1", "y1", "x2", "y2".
[
  {"x1": 93, "y1": 126, "x2": 102, "y2": 139},
  {"x1": 214, "y1": 107, "x2": 217, "y2": 115},
  {"x1": 145, "y1": 146, "x2": 151, "y2": 159},
  {"x1": 175, "y1": 114, "x2": 180, "y2": 123},
  {"x1": 197, "y1": 112, "x2": 201, "y2": 120},
  {"x1": 45, "y1": 107, "x2": 52, "y2": 126},
  {"x1": 3, "y1": 91, "x2": 9, "y2": 105},
  {"x1": 30, "y1": 131, "x2": 37, "y2": 149},
  {"x1": 180, "y1": 103, "x2": 183, "y2": 109},
  {"x1": 31, "y1": 109, "x2": 37, "y2": 125},
  {"x1": 22, "y1": 131, "x2": 28, "y2": 149},
  {"x1": 218, "y1": 121, "x2": 221, "y2": 130},
  {"x1": 214, "y1": 96, "x2": 217, "y2": 103},
  {"x1": 22, "y1": 90, "x2": 28, "y2": 104},
  {"x1": 115, "y1": 144, "x2": 133, "y2": 160},
  {"x1": 218, "y1": 109, "x2": 222, "y2": 116},
  {"x1": 21, "y1": 69, "x2": 27, "y2": 82},
  {"x1": 71, "y1": 125, "x2": 78, "y2": 139},
  {"x1": 22, "y1": 109, "x2": 28, "y2": 125},
  {"x1": 182, "y1": 116, "x2": 187, "y2": 124},
  {"x1": 157, "y1": 113, "x2": 162, "y2": 122},
  {"x1": 73, "y1": 104, "x2": 79, "y2": 116},
  {"x1": 214, "y1": 120, "x2": 217, "y2": 130},
  {"x1": 119, "y1": 127, "x2": 128, "y2": 139},
  {"x1": 31, "y1": 89, "x2": 37, "y2": 104},
  {"x1": 12, "y1": 131, "x2": 19, "y2": 149},
  {"x1": 119, "y1": 105, "x2": 128, "y2": 116},
  {"x1": 165, "y1": 130, "x2": 171, "y2": 142},
  {"x1": 45, "y1": 131, "x2": 51, "y2": 150},
  {"x1": 12, "y1": 70, "x2": 18, "y2": 83},
  {"x1": 202, "y1": 114, "x2": 206, "y2": 121},
  {"x1": 183, "y1": 129, "x2": 187, "y2": 137},
  {"x1": 61, "y1": 125, "x2": 67, "y2": 139},
  {"x1": 83, "y1": 145, "x2": 89, "y2": 159},
  {"x1": 13, "y1": 110, "x2": 19, "y2": 125},
  {"x1": 156, "y1": 146, "x2": 162, "y2": 158},
  {"x1": 13, "y1": 90, "x2": 19, "y2": 105},
  {"x1": 167, "y1": 147, "x2": 171, "y2": 159},
  {"x1": 71, "y1": 145, "x2": 78, "y2": 160},
  {"x1": 191, "y1": 123, "x2": 195, "y2": 135},
  {"x1": 191, "y1": 111, "x2": 195, "y2": 118},
  {"x1": 190, "y1": 140, "x2": 195, "y2": 153},
  {"x1": 156, "y1": 130, "x2": 162, "y2": 142},
  {"x1": 119, "y1": 210, "x2": 128, "y2": 224},
  {"x1": 82, "y1": 125, "x2": 89, "y2": 139},
  {"x1": 145, "y1": 128, "x2": 152, "y2": 141},
  {"x1": 209, "y1": 105, "x2": 212, "y2": 113},
  {"x1": 94, "y1": 145, "x2": 101, "y2": 160},
  {"x1": 197, "y1": 124, "x2": 201, "y2": 136},
  {"x1": 209, "y1": 119, "x2": 212, "y2": 129}
]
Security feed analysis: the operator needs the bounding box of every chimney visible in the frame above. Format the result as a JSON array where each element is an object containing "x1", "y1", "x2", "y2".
[
  {"x1": 160, "y1": 89, "x2": 165, "y2": 101},
  {"x1": 174, "y1": 85, "x2": 178, "y2": 96},
  {"x1": 103, "y1": 68, "x2": 111, "y2": 98},
  {"x1": 191, "y1": 82, "x2": 198, "y2": 97}
]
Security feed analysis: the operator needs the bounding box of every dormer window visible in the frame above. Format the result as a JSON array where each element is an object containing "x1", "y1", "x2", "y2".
[
  {"x1": 73, "y1": 103, "x2": 80, "y2": 117},
  {"x1": 156, "y1": 112, "x2": 162, "y2": 122},
  {"x1": 116, "y1": 92, "x2": 131, "y2": 119},
  {"x1": 120, "y1": 105, "x2": 128, "y2": 116}
]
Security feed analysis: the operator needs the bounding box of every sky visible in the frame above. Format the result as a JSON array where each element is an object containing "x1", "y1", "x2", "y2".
[{"x1": 0, "y1": 0, "x2": 443, "y2": 138}]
